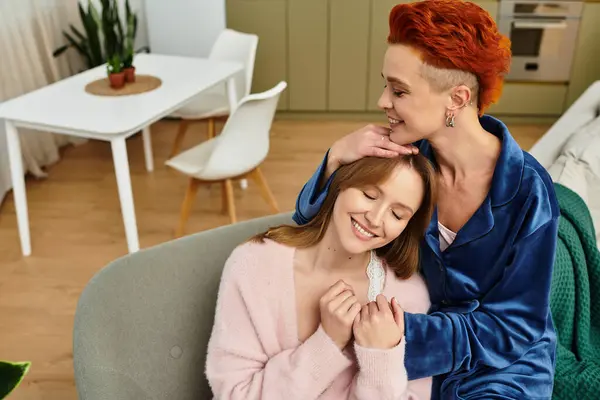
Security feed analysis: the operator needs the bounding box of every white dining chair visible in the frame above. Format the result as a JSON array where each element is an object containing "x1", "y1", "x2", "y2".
[
  {"x1": 165, "y1": 81, "x2": 287, "y2": 237},
  {"x1": 169, "y1": 29, "x2": 259, "y2": 158}
]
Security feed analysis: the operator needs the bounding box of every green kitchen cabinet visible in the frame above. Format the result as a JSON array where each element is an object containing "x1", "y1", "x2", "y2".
[
  {"x1": 288, "y1": 0, "x2": 328, "y2": 110},
  {"x1": 225, "y1": 0, "x2": 504, "y2": 113},
  {"x1": 366, "y1": 0, "x2": 410, "y2": 111},
  {"x1": 565, "y1": 3, "x2": 600, "y2": 109},
  {"x1": 472, "y1": 1, "x2": 498, "y2": 21},
  {"x1": 226, "y1": 0, "x2": 289, "y2": 110},
  {"x1": 328, "y1": 0, "x2": 371, "y2": 111},
  {"x1": 487, "y1": 83, "x2": 567, "y2": 116}
]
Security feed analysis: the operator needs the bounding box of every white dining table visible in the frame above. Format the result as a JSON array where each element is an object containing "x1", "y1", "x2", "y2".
[{"x1": 0, "y1": 53, "x2": 243, "y2": 256}]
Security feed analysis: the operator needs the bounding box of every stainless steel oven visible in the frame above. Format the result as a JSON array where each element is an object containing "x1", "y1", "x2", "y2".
[{"x1": 498, "y1": 0, "x2": 583, "y2": 82}]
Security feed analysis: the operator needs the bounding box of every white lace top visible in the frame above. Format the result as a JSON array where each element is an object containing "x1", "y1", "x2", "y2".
[
  {"x1": 365, "y1": 224, "x2": 456, "y2": 298},
  {"x1": 366, "y1": 251, "x2": 386, "y2": 302}
]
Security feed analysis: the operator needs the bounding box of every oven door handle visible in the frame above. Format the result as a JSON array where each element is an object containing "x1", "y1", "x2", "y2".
[{"x1": 512, "y1": 20, "x2": 567, "y2": 29}]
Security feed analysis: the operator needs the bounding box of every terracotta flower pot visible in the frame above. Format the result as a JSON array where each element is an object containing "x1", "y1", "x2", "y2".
[
  {"x1": 109, "y1": 72, "x2": 126, "y2": 89},
  {"x1": 124, "y1": 66, "x2": 136, "y2": 83}
]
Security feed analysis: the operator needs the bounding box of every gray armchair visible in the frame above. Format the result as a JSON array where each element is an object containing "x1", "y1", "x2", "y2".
[{"x1": 73, "y1": 212, "x2": 295, "y2": 400}]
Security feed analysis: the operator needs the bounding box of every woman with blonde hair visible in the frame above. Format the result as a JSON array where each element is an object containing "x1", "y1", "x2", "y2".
[
  {"x1": 294, "y1": 0, "x2": 559, "y2": 398},
  {"x1": 206, "y1": 154, "x2": 437, "y2": 399}
]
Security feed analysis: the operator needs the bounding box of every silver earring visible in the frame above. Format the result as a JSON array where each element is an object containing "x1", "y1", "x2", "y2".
[{"x1": 445, "y1": 113, "x2": 455, "y2": 128}]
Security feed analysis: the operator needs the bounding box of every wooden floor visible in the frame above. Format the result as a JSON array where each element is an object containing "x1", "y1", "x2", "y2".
[{"x1": 0, "y1": 118, "x2": 550, "y2": 399}]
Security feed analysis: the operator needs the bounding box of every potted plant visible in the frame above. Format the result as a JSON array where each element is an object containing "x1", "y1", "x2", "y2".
[
  {"x1": 122, "y1": 49, "x2": 135, "y2": 83},
  {"x1": 107, "y1": 54, "x2": 125, "y2": 89},
  {"x1": 122, "y1": 0, "x2": 138, "y2": 82},
  {"x1": 52, "y1": 1, "x2": 104, "y2": 70},
  {"x1": 0, "y1": 360, "x2": 31, "y2": 399},
  {"x1": 53, "y1": 0, "x2": 145, "y2": 75}
]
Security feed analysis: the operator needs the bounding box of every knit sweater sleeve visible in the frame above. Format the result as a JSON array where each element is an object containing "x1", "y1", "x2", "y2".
[
  {"x1": 348, "y1": 340, "x2": 423, "y2": 400},
  {"x1": 205, "y1": 242, "x2": 353, "y2": 400},
  {"x1": 347, "y1": 273, "x2": 432, "y2": 400}
]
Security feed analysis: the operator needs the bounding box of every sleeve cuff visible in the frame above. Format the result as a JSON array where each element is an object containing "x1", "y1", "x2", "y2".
[
  {"x1": 293, "y1": 149, "x2": 336, "y2": 225},
  {"x1": 307, "y1": 149, "x2": 336, "y2": 205},
  {"x1": 301, "y1": 325, "x2": 353, "y2": 382},
  {"x1": 353, "y1": 339, "x2": 407, "y2": 388},
  {"x1": 403, "y1": 311, "x2": 454, "y2": 380}
]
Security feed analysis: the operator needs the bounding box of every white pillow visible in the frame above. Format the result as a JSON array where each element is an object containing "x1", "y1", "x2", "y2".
[
  {"x1": 560, "y1": 115, "x2": 600, "y2": 174},
  {"x1": 548, "y1": 115, "x2": 600, "y2": 248}
]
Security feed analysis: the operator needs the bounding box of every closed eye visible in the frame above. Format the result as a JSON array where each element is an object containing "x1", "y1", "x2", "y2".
[
  {"x1": 392, "y1": 211, "x2": 402, "y2": 220},
  {"x1": 363, "y1": 191, "x2": 376, "y2": 200},
  {"x1": 383, "y1": 84, "x2": 406, "y2": 98}
]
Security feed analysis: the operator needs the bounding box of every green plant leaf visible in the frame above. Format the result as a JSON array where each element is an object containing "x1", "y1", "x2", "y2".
[
  {"x1": 0, "y1": 361, "x2": 31, "y2": 399},
  {"x1": 54, "y1": 0, "x2": 139, "y2": 70},
  {"x1": 107, "y1": 53, "x2": 123, "y2": 74},
  {"x1": 79, "y1": 2, "x2": 103, "y2": 67},
  {"x1": 113, "y1": 6, "x2": 124, "y2": 56},
  {"x1": 52, "y1": 43, "x2": 70, "y2": 57},
  {"x1": 68, "y1": 24, "x2": 86, "y2": 42},
  {"x1": 101, "y1": 0, "x2": 118, "y2": 60},
  {"x1": 88, "y1": 0, "x2": 104, "y2": 47},
  {"x1": 125, "y1": 0, "x2": 137, "y2": 40},
  {"x1": 89, "y1": 0, "x2": 102, "y2": 30},
  {"x1": 63, "y1": 31, "x2": 93, "y2": 68}
]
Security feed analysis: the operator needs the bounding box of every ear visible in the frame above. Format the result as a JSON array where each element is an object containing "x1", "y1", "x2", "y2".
[{"x1": 448, "y1": 84, "x2": 473, "y2": 111}]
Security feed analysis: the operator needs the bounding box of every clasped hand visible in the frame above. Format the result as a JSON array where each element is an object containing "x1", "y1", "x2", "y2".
[{"x1": 319, "y1": 280, "x2": 405, "y2": 351}]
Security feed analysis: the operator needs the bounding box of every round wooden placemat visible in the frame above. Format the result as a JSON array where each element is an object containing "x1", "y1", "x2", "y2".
[{"x1": 85, "y1": 74, "x2": 162, "y2": 97}]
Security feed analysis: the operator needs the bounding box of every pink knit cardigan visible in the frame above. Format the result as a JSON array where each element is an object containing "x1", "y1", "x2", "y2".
[{"x1": 206, "y1": 239, "x2": 432, "y2": 399}]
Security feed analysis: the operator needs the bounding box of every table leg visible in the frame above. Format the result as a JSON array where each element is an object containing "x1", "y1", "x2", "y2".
[
  {"x1": 5, "y1": 121, "x2": 31, "y2": 256},
  {"x1": 226, "y1": 77, "x2": 247, "y2": 190},
  {"x1": 111, "y1": 137, "x2": 140, "y2": 253},
  {"x1": 142, "y1": 126, "x2": 154, "y2": 172}
]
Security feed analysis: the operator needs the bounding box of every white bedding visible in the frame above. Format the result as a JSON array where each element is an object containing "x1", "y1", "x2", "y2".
[{"x1": 547, "y1": 115, "x2": 600, "y2": 247}]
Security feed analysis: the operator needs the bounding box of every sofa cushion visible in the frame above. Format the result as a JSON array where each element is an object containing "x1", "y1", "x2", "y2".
[{"x1": 548, "y1": 115, "x2": 600, "y2": 247}]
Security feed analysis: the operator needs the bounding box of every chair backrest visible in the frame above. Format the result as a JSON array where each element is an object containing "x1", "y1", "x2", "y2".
[
  {"x1": 208, "y1": 29, "x2": 258, "y2": 102},
  {"x1": 199, "y1": 81, "x2": 287, "y2": 180},
  {"x1": 73, "y1": 212, "x2": 295, "y2": 400}
]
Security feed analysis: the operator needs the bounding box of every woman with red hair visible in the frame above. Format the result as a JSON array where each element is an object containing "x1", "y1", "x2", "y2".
[{"x1": 294, "y1": 0, "x2": 558, "y2": 398}]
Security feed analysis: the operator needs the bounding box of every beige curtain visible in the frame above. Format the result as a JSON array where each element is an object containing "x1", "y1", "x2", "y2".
[{"x1": 0, "y1": 0, "x2": 87, "y2": 203}]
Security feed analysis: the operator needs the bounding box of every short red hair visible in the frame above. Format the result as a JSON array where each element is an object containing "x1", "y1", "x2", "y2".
[{"x1": 388, "y1": 0, "x2": 511, "y2": 114}]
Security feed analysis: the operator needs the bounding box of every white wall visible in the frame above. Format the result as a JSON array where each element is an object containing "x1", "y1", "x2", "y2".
[{"x1": 144, "y1": 0, "x2": 226, "y2": 57}]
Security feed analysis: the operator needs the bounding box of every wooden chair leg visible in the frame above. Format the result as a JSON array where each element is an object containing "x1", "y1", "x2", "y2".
[
  {"x1": 248, "y1": 167, "x2": 279, "y2": 213},
  {"x1": 223, "y1": 179, "x2": 237, "y2": 224},
  {"x1": 204, "y1": 119, "x2": 214, "y2": 190},
  {"x1": 207, "y1": 118, "x2": 216, "y2": 139},
  {"x1": 176, "y1": 178, "x2": 201, "y2": 237},
  {"x1": 170, "y1": 120, "x2": 190, "y2": 158},
  {"x1": 221, "y1": 181, "x2": 229, "y2": 215}
]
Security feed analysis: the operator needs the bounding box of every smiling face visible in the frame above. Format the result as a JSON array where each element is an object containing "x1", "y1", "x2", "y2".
[
  {"x1": 377, "y1": 44, "x2": 453, "y2": 146},
  {"x1": 331, "y1": 163, "x2": 426, "y2": 255}
]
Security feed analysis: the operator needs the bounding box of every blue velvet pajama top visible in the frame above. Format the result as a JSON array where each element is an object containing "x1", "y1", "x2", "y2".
[{"x1": 292, "y1": 115, "x2": 560, "y2": 399}]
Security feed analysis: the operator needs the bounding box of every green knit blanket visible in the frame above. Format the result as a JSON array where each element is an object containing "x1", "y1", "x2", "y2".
[{"x1": 550, "y1": 183, "x2": 600, "y2": 398}]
